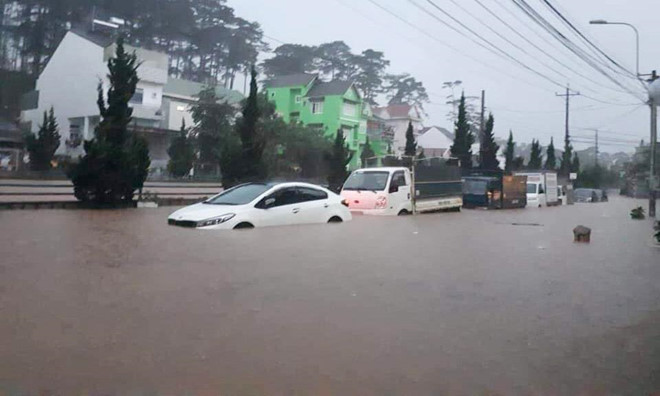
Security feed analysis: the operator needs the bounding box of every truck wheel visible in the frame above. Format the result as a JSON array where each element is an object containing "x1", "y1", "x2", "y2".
[{"x1": 398, "y1": 209, "x2": 410, "y2": 216}]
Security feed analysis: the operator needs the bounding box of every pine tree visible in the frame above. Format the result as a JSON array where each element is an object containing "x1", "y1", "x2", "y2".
[
  {"x1": 528, "y1": 139, "x2": 543, "y2": 170},
  {"x1": 571, "y1": 152, "x2": 580, "y2": 173},
  {"x1": 236, "y1": 65, "x2": 266, "y2": 181},
  {"x1": 326, "y1": 129, "x2": 353, "y2": 192},
  {"x1": 404, "y1": 121, "x2": 417, "y2": 157},
  {"x1": 69, "y1": 37, "x2": 150, "y2": 204},
  {"x1": 167, "y1": 119, "x2": 195, "y2": 177},
  {"x1": 478, "y1": 113, "x2": 499, "y2": 170},
  {"x1": 512, "y1": 156, "x2": 525, "y2": 171},
  {"x1": 449, "y1": 93, "x2": 474, "y2": 169},
  {"x1": 544, "y1": 137, "x2": 556, "y2": 170},
  {"x1": 504, "y1": 130, "x2": 515, "y2": 173},
  {"x1": 25, "y1": 107, "x2": 60, "y2": 171},
  {"x1": 360, "y1": 136, "x2": 375, "y2": 167}
]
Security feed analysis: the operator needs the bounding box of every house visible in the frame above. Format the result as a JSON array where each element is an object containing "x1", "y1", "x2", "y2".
[
  {"x1": 20, "y1": 29, "x2": 243, "y2": 172},
  {"x1": 265, "y1": 73, "x2": 369, "y2": 169},
  {"x1": 372, "y1": 104, "x2": 424, "y2": 156},
  {"x1": 417, "y1": 126, "x2": 454, "y2": 159}
]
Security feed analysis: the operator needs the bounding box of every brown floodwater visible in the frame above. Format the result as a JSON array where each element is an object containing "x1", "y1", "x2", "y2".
[{"x1": 0, "y1": 196, "x2": 659, "y2": 394}]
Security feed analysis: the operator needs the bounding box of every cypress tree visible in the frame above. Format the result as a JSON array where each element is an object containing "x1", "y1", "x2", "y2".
[
  {"x1": 326, "y1": 129, "x2": 353, "y2": 192},
  {"x1": 544, "y1": 137, "x2": 557, "y2": 170},
  {"x1": 528, "y1": 139, "x2": 543, "y2": 170},
  {"x1": 404, "y1": 121, "x2": 417, "y2": 157},
  {"x1": 504, "y1": 130, "x2": 515, "y2": 173},
  {"x1": 69, "y1": 37, "x2": 150, "y2": 204},
  {"x1": 167, "y1": 119, "x2": 195, "y2": 177},
  {"x1": 478, "y1": 113, "x2": 499, "y2": 170},
  {"x1": 25, "y1": 107, "x2": 60, "y2": 171},
  {"x1": 360, "y1": 136, "x2": 375, "y2": 167},
  {"x1": 449, "y1": 93, "x2": 474, "y2": 169},
  {"x1": 236, "y1": 65, "x2": 266, "y2": 181}
]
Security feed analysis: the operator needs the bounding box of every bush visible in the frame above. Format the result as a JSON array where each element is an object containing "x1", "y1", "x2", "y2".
[{"x1": 630, "y1": 206, "x2": 645, "y2": 220}]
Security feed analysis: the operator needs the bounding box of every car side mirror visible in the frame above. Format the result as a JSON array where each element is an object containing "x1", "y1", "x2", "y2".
[
  {"x1": 263, "y1": 197, "x2": 276, "y2": 208},
  {"x1": 389, "y1": 184, "x2": 399, "y2": 193}
]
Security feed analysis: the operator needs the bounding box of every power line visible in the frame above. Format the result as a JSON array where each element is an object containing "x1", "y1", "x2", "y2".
[{"x1": 509, "y1": 0, "x2": 646, "y2": 102}]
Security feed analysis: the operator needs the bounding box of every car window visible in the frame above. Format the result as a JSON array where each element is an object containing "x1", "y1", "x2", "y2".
[
  {"x1": 268, "y1": 187, "x2": 302, "y2": 207},
  {"x1": 298, "y1": 187, "x2": 328, "y2": 202},
  {"x1": 539, "y1": 185, "x2": 545, "y2": 194},
  {"x1": 205, "y1": 183, "x2": 271, "y2": 205},
  {"x1": 392, "y1": 171, "x2": 407, "y2": 187}
]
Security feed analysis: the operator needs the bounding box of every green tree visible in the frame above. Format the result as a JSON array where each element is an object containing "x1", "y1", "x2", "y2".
[
  {"x1": 326, "y1": 129, "x2": 353, "y2": 192},
  {"x1": 352, "y1": 49, "x2": 390, "y2": 105},
  {"x1": 384, "y1": 73, "x2": 429, "y2": 111},
  {"x1": 404, "y1": 121, "x2": 417, "y2": 157},
  {"x1": 69, "y1": 37, "x2": 150, "y2": 204},
  {"x1": 190, "y1": 87, "x2": 236, "y2": 177},
  {"x1": 315, "y1": 41, "x2": 353, "y2": 79},
  {"x1": 360, "y1": 136, "x2": 376, "y2": 167},
  {"x1": 262, "y1": 44, "x2": 317, "y2": 77},
  {"x1": 236, "y1": 65, "x2": 266, "y2": 181},
  {"x1": 504, "y1": 130, "x2": 515, "y2": 173},
  {"x1": 512, "y1": 156, "x2": 525, "y2": 171},
  {"x1": 167, "y1": 119, "x2": 195, "y2": 177},
  {"x1": 571, "y1": 151, "x2": 580, "y2": 173},
  {"x1": 25, "y1": 107, "x2": 60, "y2": 171},
  {"x1": 544, "y1": 137, "x2": 557, "y2": 170},
  {"x1": 528, "y1": 139, "x2": 543, "y2": 170},
  {"x1": 478, "y1": 113, "x2": 499, "y2": 170},
  {"x1": 449, "y1": 93, "x2": 475, "y2": 169}
]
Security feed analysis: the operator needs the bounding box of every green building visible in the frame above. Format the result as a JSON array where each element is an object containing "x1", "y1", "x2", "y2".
[{"x1": 265, "y1": 73, "x2": 389, "y2": 169}]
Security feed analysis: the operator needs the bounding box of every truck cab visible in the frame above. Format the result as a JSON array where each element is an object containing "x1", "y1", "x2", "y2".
[{"x1": 340, "y1": 167, "x2": 413, "y2": 215}]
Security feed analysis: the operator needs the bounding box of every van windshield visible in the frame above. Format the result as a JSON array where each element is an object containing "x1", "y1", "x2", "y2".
[
  {"x1": 463, "y1": 180, "x2": 488, "y2": 195},
  {"x1": 343, "y1": 171, "x2": 390, "y2": 191},
  {"x1": 526, "y1": 183, "x2": 537, "y2": 194}
]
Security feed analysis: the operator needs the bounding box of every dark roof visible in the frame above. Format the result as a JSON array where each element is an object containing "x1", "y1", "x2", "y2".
[
  {"x1": 306, "y1": 80, "x2": 355, "y2": 98},
  {"x1": 69, "y1": 28, "x2": 115, "y2": 47},
  {"x1": 265, "y1": 73, "x2": 317, "y2": 88}
]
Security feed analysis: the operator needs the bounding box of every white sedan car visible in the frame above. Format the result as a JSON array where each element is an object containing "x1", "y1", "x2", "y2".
[{"x1": 168, "y1": 182, "x2": 352, "y2": 230}]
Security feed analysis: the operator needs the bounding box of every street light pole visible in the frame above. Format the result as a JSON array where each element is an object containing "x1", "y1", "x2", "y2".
[{"x1": 590, "y1": 20, "x2": 640, "y2": 77}]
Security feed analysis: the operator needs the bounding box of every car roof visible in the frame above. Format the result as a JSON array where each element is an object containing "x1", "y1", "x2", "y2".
[{"x1": 260, "y1": 181, "x2": 328, "y2": 190}]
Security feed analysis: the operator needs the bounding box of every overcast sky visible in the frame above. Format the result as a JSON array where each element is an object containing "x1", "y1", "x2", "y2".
[{"x1": 228, "y1": 0, "x2": 658, "y2": 153}]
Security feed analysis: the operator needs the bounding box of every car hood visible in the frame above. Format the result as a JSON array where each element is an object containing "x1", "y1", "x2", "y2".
[{"x1": 169, "y1": 202, "x2": 247, "y2": 222}]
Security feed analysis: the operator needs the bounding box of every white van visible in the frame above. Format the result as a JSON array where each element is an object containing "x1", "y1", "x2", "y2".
[
  {"x1": 515, "y1": 172, "x2": 559, "y2": 207},
  {"x1": 340, "y1": 167, "x2": 413, "y2": 215}
]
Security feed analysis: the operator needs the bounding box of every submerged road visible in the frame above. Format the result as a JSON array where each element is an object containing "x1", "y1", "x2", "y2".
[{"x1": 0, "y1": 196, "x2": 658, "y2": 394}]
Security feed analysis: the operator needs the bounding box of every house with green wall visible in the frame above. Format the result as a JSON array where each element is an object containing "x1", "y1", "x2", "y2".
[{"x1": 265, "y1": 73, "x2": 390, "y2": 169}]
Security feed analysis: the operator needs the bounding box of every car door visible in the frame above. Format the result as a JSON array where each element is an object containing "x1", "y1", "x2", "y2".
[
  {"x1": 296, "y1": 186, "x2": 330, "y2": 224},
  {"x1": 255, "y1": 187, "x2": 302, "y2": 227},
  {"x1": 388, "y1": 170, "x2": 409, "y2": 212}
]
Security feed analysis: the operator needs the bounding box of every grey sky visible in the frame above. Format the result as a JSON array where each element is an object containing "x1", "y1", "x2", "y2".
[{"x1": 228, "y1": 0, "x2": 658, "y2": 153}]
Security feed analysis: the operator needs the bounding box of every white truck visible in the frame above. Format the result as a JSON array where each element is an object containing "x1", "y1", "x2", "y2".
[
  {"x1": 515, "y1": 171, "x2": 559, "y2": 207},
  {"x1": 340, "y1": 163, "x2": 463, "y2": 215}
]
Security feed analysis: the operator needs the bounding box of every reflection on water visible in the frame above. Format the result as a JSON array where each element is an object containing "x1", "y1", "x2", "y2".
[{"x1": 0, "y1": 196, "x2": 658, "y2": 394}]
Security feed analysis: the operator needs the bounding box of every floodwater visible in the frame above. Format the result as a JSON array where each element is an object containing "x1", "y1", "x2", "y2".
[{"x1": 0, "y1": 196, "x2": 659, "y2": 394}]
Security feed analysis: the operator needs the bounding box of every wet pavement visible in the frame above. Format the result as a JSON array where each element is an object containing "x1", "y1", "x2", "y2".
[{"x1": 0, "y1": 196, "x2": 659, "y2": 394}]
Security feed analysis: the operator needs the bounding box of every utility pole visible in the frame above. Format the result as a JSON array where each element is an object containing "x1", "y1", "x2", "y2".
[
  {"x1": 595, "y1": 129, "x2": 599, "y2": 168},
  {"x1": 556, "y1": 85, "x2": 580, "y2": 176},
  {"x1": 479, "y1": 90, "x2": 485, "y2": 165},
  {"x1": 649, "y1": 71, "x2": 658, "y2": 217}
]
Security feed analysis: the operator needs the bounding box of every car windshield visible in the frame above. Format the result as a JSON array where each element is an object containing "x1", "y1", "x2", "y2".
[
  {"x1": 463, "y1": 180, "x2": 488, "y2": 195},
  {"x1": 343, "y1": 171, "x2": 390, "y2": 191},
  {"x1": 205, "y1": 184, "x2": 271, "y2": 205},
  {"x1": 526, "y1": 183, "x2": 537, "y2": 194}
]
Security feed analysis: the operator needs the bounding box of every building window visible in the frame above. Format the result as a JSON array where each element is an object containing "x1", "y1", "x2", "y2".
[
  {"x1": 152, "y1": 92, "x2": 157, "y2": 99},
  {"x1": 176, "y1": 105, "x2": 186, "y2": 111},
  {"x1": 343, "y1": 101, "x2": 357, "y2": 117},
  {"x1": 295, "y1": 95, "x2": 302, "y2": 104},
  {"x1": 130, "y1": 88, "x2": 144, "y2": 105},
  {"x1": 311, "y1": 100, "x2": 324, "y2": 114},
  {"x1": 270, "y1": 92, "x2": 275, "y2": 97}
]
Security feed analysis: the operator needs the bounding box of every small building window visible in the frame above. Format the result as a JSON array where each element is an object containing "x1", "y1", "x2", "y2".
[
  {"x1": 311, "y1": 100, "x2": 324, "y2": 114},
  {"x1": 270, "y1": 92, "x2": 276, "y2": 97},
  {"x1": 343, "y1": 101, "x2": 357, "y2": 116},
  {"x1": 176, "y1": 105, "x2": 186, "y2": 111},
  {"x1": 130, "y1": 88, "x2": 144, "y2": 105},
  {"x1": 295, "y1": 95, "x2": 302, "y2": 104}
]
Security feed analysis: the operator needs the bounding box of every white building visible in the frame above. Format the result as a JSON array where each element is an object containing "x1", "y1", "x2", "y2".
[
  {"x1": 373, "y1": 104, "x2": 424, "y2": 156},
  {"x1": 21, "y1": 29, "x2": 243, "y2": 171},
  {"x1": 417, "y1": 126, "x2": 454, "y2": 158}
]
